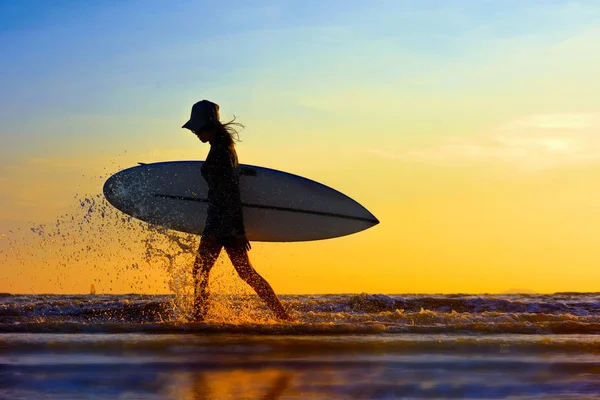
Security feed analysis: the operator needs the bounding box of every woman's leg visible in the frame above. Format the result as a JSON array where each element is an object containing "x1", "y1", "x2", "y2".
[
  {"x1": 225, "y1": 246, "x2": 291, "y2": 321},
  {"x1": 192, "y1": 237, "x2": 222, "y2": 321}
]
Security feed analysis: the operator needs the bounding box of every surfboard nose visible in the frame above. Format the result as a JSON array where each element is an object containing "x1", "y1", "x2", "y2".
[
  {"x1": 371, "y1": 214, "x2": 380, "y2": 225},
  {"x1": 353, "y1": 200, "x2": 379, "y2": 226},
  {"x1": 355, "y1": 207, "x2": 379, "y2": 232}
]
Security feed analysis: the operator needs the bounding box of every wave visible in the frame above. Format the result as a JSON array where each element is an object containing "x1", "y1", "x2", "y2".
[
  {"x1": 2, "y1": 293, "x2": 600, "y2": 335},
  {"x1": 2, "y1": 320, "x2": 600, "y2": 335},
  {"x1": 1, "y1": 332, "x2": 599, "y2": 353},
  {"x1": 295, "y1": 293, "x2": 600, "y2": 315}
]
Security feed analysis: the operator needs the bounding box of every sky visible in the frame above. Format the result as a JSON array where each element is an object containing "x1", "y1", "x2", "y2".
[{"x1": 1, "y1": 0, "x2": 600, "y2": 294}]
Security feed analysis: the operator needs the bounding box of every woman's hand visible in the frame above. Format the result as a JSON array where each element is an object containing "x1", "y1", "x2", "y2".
[{"x1": 236, "y1": 234, "x2": 251, "y2": 252}]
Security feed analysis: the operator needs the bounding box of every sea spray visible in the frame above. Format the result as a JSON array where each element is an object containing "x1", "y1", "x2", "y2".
[{"x1": 0, "y1": 177, "x2": 275, "y2": 323}]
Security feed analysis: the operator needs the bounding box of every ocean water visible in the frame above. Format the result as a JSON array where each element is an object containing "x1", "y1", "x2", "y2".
[{"x1": 2, "y1": 293, "x2": 600, "y2": 399}]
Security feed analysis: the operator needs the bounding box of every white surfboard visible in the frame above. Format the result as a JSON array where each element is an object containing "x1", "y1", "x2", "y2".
[{"x1": 103, "y1": 161, "x2": 379, "y2": 242}]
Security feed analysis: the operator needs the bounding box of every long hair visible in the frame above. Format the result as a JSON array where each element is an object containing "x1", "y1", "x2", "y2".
[
  {"x1": 210, "y1": 116, "x2": 244, "y2": 166},
  {"x1": 213, "y1": 116, "x2": 244, "y2": 149}
]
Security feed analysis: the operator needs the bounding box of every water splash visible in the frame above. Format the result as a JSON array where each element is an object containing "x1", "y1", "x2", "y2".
[{"x1": 0, "y1": 169, "x2": 274, "y2": 324}]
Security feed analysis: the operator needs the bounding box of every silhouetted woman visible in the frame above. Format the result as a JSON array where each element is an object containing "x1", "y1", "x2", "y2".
[{"x1": 182, "y1": 100, "x2": 290, "y2": 321}]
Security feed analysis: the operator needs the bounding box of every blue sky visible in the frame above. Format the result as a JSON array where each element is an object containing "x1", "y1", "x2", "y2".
[
  {"x1": 3, "y1": 0, "x2": 599, "y2": 158},
  {"x1": 2, "y1": 0, "x2": 600, "y2": 170}
]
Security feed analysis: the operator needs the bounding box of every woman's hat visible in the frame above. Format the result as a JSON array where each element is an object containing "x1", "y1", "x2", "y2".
[{"x1": 182, "y1": 100, "x2": 220, "y2": 131}]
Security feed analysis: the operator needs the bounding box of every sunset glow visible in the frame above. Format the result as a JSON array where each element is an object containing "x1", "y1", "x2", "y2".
[{"x1": 2, "y1": 1, "x2": 600, "y2": 294}]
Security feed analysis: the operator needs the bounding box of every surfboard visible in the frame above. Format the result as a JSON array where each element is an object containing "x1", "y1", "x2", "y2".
[{"x1": 103, "y1": 161, "x2": 379, "y2": 242}]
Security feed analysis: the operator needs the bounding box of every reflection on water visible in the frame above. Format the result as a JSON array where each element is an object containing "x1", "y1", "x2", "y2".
[
  {"x1": 172, "y1": 370, "x2": 293, "y2": 400},
  {"x1": 4, "y1": 358, "x2": 600, "y2": 399},
  {"x1": 2, "y1": 333, "x2": 600, "y2": 399}
]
